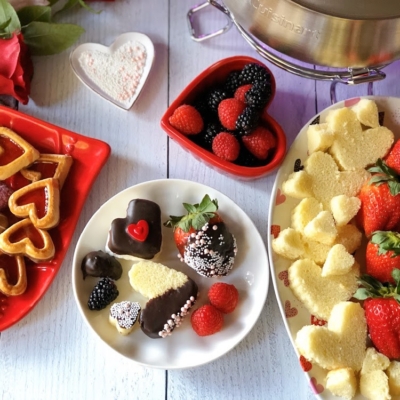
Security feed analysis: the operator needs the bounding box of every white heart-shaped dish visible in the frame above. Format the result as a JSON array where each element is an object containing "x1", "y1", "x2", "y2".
[{"x1": 70, "y1": 32, "x2": 155, "y2": 110}]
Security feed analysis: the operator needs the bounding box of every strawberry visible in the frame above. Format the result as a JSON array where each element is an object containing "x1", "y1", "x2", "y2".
[
  {"x1": 208, "y1": 282, "x2": 239, "y2": 313},
  {"x1": 169, "y1": 104, "x2": 204, "y2": 135},
  {"x1": 234, "y1": 84, "x2": 252, "y2": 103},
  {"x1": 366, "y1": 231, "x2": 400, "y2": 284},
  {"x1": 218, "y1": 98, "x2": 246, "y2": 130},
  {"x1": 385, "y1": 139, "x2": 400, "y2": 175},
  {"x1": 356, "y1": 159, "x2": 400, "y2": 237},
  {"x1": 354, "y1": 270, "x2": 400, "y2": 359},
  {"x1": 191, "y1": 304, "x2": 224, "y2": 336},
  {"x1": 164, "y1": 194, "x2": 237, "y2": 278},
  {"x1": 212, "y1": 132, "x2": 240, "y2": 161},
  {"x1": 241, "y1": 126, "x2": 276, "y2": 160}
]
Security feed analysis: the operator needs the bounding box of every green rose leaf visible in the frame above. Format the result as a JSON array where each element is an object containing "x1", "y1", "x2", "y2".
[
  {"x1": 22, "y1": 21, "x2": 84, "y2": 56},
  {"x1": 17, "y1": 6, "x2": 52, "y2": 27},
  {"x1": 0, "y1": 0, "x2": 21, "y2": 37}
]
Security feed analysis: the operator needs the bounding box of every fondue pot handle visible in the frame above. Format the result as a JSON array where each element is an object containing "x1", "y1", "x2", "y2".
[
  {"x1": 188, "y1": 1, "x2": 387, "y2": 102},
  {"x1": 187, "y1": 1, "x2": 232, "y2": 42}
]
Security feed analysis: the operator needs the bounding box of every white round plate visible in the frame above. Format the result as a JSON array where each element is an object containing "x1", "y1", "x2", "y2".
[
  {"x1": 70, "y1": 32, "x2": 154, "y2": 110},
  {"x1": 267, "y1": 96, "x2": 400, "y2": 399},
  {"x1": 73, "y1": 179, "x2": 269, "y2": 369}
]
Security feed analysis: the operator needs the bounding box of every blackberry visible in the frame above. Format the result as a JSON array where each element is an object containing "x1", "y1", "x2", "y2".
[
  {"x1": 193, "y1": 96, "x2": 213, "y2": 124},
  {"x1": 203, "y1": 122, "x2": 223, "y2": 149},
  {"x1": 239, "y1": 63, "x2": 272, "y2": 85},
  {"x1": 207, "y1": 88, "x2": 228, "y2": 114},
  {"x1": 245, "y1": 81, "x2": 272, "y2": 110},
  {"x1": 235, "y1": 145, "x2": 262, "y2": 167},
  {"x1": 88, "y1": 277, "x2": 119, "y2": 311},
  {"x1": 235, "y1": 107, "x2": 260, "y2": 136},
  {"x1": 224, "y1": 70, "x2": 242, "y2": 96}
]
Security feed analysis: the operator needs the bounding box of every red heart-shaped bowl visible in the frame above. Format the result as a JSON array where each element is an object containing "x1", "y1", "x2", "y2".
[{"x1": 160, "y1": 56, "x2": 287, "y2": 180}]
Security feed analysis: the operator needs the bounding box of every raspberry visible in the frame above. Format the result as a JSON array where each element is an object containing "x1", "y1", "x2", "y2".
[
  {"x1": 0, "y1": 182, "x2": 13, "y2": 210},
  {"x1": 234, "y1": 84, "x2": 252, "y2": 104},
  {"x1": 88, "y1": 277, "x2": 119, "y2": 311},
  {"x1": 242, "y1": 127, "x2": 276, "y2": 160},
  {"x1": 208, "y1": 282, "x2": 239, "y2": 314},
  {"x1": 218, "y1": 98, "x2": 245, "y2": 130},
  {"x1": 191, "y1": 304, "x2": 224, "y2": 336},
  {"x1": 212, "y1": 132, "x2": 240, "y2": 161},
  {"x1": 169, "y1": 104, "x2": 204, "y2": 135}
]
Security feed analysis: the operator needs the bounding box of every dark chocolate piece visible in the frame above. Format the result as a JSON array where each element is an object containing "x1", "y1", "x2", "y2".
[
  {"x1": 108, "y1": 199, "x2": 162, "y2": 259},
  {"x1": 81, "y1": 250, "x2": 122, "y2": 280},
  {"x1": 140, "y1": 278, "x2": 198, "y2": 338}
]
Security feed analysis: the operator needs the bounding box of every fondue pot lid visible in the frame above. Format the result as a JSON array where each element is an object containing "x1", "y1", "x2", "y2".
[{"x1": 293, "y1": 0, "x2": 400, "y2": 19}]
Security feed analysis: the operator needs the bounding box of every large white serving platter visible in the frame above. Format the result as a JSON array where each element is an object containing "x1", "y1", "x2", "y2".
[
  {"x1": 73, "y1": 179, "x2": 269, "y2": 369},
  {"x1": 267, "y1": 96, "x2": 400, "y2": 399}
]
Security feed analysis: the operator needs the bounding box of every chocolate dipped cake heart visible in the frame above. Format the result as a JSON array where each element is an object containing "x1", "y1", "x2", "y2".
[
  {"x1": 106, "y1": 199, "x2": 162, "y2": 261},
  {"x1": 128, "y1": 260, "x2": 198, "y2": 339}
]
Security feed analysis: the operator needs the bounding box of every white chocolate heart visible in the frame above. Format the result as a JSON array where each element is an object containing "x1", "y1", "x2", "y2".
[{"x1": 70, "y1": 32, "x2": 154, "y2": 110}]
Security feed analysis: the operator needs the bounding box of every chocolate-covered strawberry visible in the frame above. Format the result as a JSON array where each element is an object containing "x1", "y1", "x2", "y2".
[{"x1": 164, "y1": 194, "x2": 237, "y2": 278}]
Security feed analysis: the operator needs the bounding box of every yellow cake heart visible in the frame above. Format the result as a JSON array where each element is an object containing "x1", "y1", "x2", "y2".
[
  {"x1": 325, "y1": 105, "x2": 394, "y2": 171},
  {"x1": 295, "y1": 301, "x2": 367, "y2": 372},
  {"x1": 303, "y1": 151, "x2": 370, "y2": 209},
  {"x1": 288, "y1": 258, "x2": 359, "y2": 320}
]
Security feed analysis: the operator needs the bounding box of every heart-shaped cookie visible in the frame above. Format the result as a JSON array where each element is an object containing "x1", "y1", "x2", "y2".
[
  {"x1": 126, "y1": 220, "x2": 149, "y2": 242},
  {"x1": 0, "y1": 127, "x2": 40, "y2": 180},
  {"x1": 70, "y1": 32, "x2": 155, "y2": 110},
  {"x1": 8, "y1": 178, "x2": 60, "y2": 230},
  {"x1": 295, "y1": 301, "x2": 367, "y2": 371},
  {"x1": 288, "y1": 258, "x2": 359, "y2": 320},
  {"x1": 0, "y1": 254, "x2": 27, "y2": 296},
  {"x1": 0, "y1": 218, "x2": 55, "y2": 262}
]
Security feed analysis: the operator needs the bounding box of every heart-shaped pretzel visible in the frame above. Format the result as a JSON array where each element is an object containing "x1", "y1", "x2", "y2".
[
  {"x1": 8, "y1": 178, "x2": 60, "y2": 230},
  {"x1": 0, "y1": 254, "x2": 27, "y2": 296},
  {"x1": 0, "y1": 127, "x2": 40, "y2": 180},
  {"x1": 20, "y1": 153, "x2": 73, "y2": 189},
  {"x1": 0, "y1": 218, "x2": 55, "y2": 262}
]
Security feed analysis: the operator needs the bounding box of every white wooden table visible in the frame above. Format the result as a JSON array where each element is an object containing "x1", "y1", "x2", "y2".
[{"x1": 2, "y1": 2, "x2": 400, "y2": 399}]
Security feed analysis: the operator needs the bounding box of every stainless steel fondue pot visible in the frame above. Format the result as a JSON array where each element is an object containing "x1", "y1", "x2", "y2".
[{"x1": 188, "y1": 0, "x2": 400, "y2": 93}]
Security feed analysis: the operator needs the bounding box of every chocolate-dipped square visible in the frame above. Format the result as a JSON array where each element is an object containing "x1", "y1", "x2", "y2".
[{"x1": 107, "y1": 199, "x2": 162, "y2": 260}]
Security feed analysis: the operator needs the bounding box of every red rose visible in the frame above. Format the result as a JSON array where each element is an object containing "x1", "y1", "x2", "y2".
[{"x1": 0, "y1": 33, "x2": 34, "y2": 104}]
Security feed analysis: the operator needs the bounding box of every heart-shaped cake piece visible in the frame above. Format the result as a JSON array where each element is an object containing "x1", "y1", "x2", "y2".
[
  {"x1": 70, "y1": 32, "x2": 154, "y2": 110},
  {"x1": 325, "y1": 104, "x2": 394, "y2": 171},
  {"x1": 106, "y1": 198, "x2": 162, "y2": 261},
  {"x1": 295, "y1": 301, "x2": 367, "y2": 371},
  {"x1": 288, "y1": 258, "x2": 359, "y2": 320},
  {"x1": 128, "y1": 260, "x2": 198, "y2": 338}
]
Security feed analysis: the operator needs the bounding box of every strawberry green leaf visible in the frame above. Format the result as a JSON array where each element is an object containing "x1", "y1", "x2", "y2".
[
  {"x1": 353, "y1": 288, "x2": 373, "y2": 300},
  {"x1": 183, "y1": 203, "x2": 197, "y2": 214},
  {"x1": 197, "y1": 194, "x2": 218, "y2": 213}
]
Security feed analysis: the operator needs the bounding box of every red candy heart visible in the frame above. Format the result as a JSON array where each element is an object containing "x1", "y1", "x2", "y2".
[{"x1": 126, "y1": 220, "x2": 149, "y2": 242}]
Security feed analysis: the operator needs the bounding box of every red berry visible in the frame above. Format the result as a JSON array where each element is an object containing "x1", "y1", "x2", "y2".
[
  {"x1": 191, "y1": 304, "x2": 224, "y2": 336},
  {"x1": 234, "y1": 84, "x2": 252, "y2": 103},
  {"x1": 212, "y1": 132, "x2": 240, "y2": 161},
  {"x1": 242, "y1": 126, "x2": 276, "y2": 160},
  {"x1": 218, "y1": 98, "x2": 245, "y2": 130},
  {"x1": 169, "y1": 104, "x2": 204, "y2": 135},
  {"x1": 385, "y1": 139, "x2": 400, "y2": 174},
  {"x1": 208, "y1": 282, "x2": 239, "y2": 314}
]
